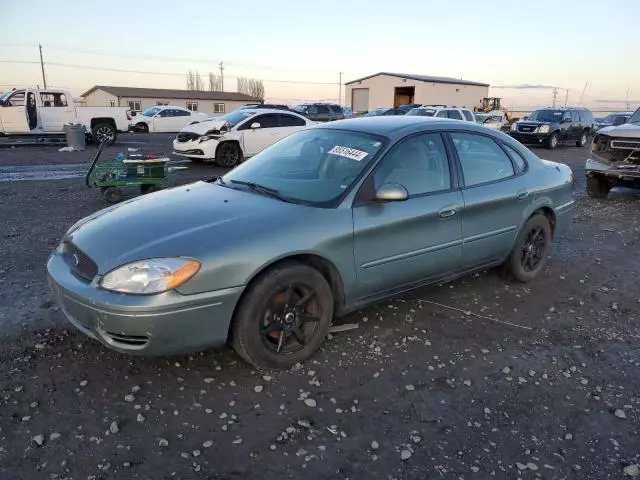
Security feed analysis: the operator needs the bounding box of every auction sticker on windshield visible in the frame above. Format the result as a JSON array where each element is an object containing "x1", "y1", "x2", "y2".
[{"x1": 328, "y1": 146, "x2": 369, "y2": 161}]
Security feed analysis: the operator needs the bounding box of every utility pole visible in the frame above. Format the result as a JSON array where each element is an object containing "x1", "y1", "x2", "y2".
[
  {"x1": 564, "y1": 89, "x2": 569, "y2": 107},
  {"x1": 218, "y1": 61, "x2": 224, "y2": 92},
  {"x1": 552, "y1": 87, "x2": 558, "y2": 107},
  {"x1": 626, "y1": 84, "x2": 630, "y2": 110},
  {"x1": 338, "y1": 72, "x2": 343, "y2": 105},
  {"x1": 578, "y1": 81, "x2": 588, "y2": 106},
  {"x1": 39, "y1": 44, "x2": 47, "y2": 88}
]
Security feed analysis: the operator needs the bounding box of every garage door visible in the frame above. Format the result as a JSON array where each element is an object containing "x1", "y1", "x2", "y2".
[{"x1": 352, "y1": 88, "x2": 369, "y2": 113}]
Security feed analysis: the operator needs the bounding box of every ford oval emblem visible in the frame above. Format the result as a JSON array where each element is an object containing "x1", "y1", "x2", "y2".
[{"x1": 72, "y1": 254, "x2": 80, "y2": 266}]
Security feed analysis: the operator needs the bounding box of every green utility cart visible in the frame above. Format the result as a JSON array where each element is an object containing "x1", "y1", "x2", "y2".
[{"x1": 85, "y1": 142, "x2": 175, "y2": 204}]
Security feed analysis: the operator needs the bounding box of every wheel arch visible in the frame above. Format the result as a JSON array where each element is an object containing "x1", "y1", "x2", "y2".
[
  {"x1": 531, "y1": 206, "x2": 556, "y2": 238},
  {"x1": 90, "y1": 117, "x2": 117, "y2": 130},
  {"x1": 215, "y1": 139, "x2": 244, "y2": 157},
  {"x1": 227, "y1": 253, "x2": 347, "y2": 340}
]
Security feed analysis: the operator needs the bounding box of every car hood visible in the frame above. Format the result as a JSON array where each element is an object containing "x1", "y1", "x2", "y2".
[
  {"x1": 65, "y1": 181, "x2": 305, "y2": 273},
  {"x1": 596, "y1": 123, "x2": 640, "y2": 138},
  {"x1": 180, "y1": 118, "x2": 228, "y2": 135}
]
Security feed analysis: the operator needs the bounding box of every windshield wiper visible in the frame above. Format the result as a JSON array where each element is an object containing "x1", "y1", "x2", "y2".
[{"x1": 229, "y1": 179, "x2": 291, "y2": 202}]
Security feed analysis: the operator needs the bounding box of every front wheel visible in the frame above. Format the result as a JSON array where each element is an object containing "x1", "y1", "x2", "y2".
[
  {"x1": 93, "y1": 123, "x2": 117, "y2": 145},
  {"x1": 215, "y1": 142, "x2": 242, "y2": 168},
  {"x1": 502, "y1": 214, "x2": 552, "y2": 283},
  {"x1": 103, "y1": 186, "x2": 123, "y2": 204},
  {"x1": 231, "y1": 263, "x2": 334, "y2": 369},
  {"x1": 547, "y1": 133, "x2": 558, "y2": 149},
  {"x1": 576, "y1": 131, "x2": 588, "y2": 147}
]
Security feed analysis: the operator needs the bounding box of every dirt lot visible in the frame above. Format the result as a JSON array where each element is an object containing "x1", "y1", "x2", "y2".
[{"x1": 1, "y1": 135, "x2": 639, "y2": 479}]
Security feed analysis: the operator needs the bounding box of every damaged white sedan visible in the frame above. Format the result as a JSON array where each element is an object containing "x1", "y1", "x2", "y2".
[
  {"x1": 172, "y1": 109, "x2": 314, "y2": 167},
  {"x1": 586, "y1": 106, "x2": 640, "y2": 198}
]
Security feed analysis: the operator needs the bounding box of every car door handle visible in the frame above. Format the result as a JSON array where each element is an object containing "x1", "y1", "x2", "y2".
[
  {"x1": 438, "y1": 205, "x2": 458, "y2": 218},
  {"x1": 516, "y1": 190, "x2": 530, "y2": 200}
]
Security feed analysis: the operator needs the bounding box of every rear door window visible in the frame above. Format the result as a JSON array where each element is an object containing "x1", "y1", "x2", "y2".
[
  {"x1": 446, "y1": 110, "x2": 463, "y2": 120},
  {"x1": 450, "y1": 132, "x2": 515, "y2": 186},
  {"x1": 279, "y1": 113, "x2": 306, "y2": 127},
  {"x1": 461, "y1": 110, "x2": 474, "y2": 122}
]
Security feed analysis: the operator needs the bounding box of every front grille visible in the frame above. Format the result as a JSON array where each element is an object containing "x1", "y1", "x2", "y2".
[
  {"x1": 611, "y1": 140, "x2": 640, "y2": 150},
  {"x1": 62, "y1": 242, "x2": 98, "y2": 281},
  {"x1": 174, "y1": 149, "x2": 204, "y2": 155},
  {"x1": 518, "y1": 124, "x2": 538, "y2": 133},
  {"x1": 176, "y1": 132, "x2": 200, "y2": 142}
]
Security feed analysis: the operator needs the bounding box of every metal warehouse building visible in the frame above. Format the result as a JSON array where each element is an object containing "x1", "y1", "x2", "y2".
[{"x1": 345, "y1": 72, "x2": 490, "y2": 113}]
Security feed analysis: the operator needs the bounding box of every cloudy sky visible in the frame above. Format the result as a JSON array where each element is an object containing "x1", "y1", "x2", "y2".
[{"x1": 1, "y1": 0, "x2": 638, "y2": 111}]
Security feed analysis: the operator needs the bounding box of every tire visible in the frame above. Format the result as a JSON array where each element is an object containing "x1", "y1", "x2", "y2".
[
  {"x1": 104, "y1": 187, "x2": 123, "y2": 204},
  {"x1": 137, "y1": 123, "x2": 149, "y2": 133},
  {"x1": 93, "y1": 123, "x2": 117, "y2": 145},
  {"x1": 576, "y1": 131, "x2": 588, "y2": 147},
  {"x1": 231, "y1": 263, "x2": 334, "y2": 369},
  {"x1": 546, "y1": 133, "x2": 558, "y2": 149},
  {"x1": 586, "y1": 176, "x2": 610, "y2": 199},
  {"x1": 502, "y1": 214, "x2": 552, "y2": 283},
  {"x1": 215, "y1": 142, "x2": 242, "y2": 168}
]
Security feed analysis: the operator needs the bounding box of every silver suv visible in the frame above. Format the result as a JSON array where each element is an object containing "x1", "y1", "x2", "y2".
[{"x1": 406, "y1": 105, "x2": 476, "y2": 122}]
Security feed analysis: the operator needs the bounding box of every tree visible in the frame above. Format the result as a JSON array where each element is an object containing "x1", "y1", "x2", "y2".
[
  {"x1": 186, "y1": 70, "x2": 204, "y2": 91},
  {"x1": 208, "y1": 72, "x2": 222, "y2": 92},
  {"x1": 237, "y1": 77, "x2": 265, "y2": 101}
]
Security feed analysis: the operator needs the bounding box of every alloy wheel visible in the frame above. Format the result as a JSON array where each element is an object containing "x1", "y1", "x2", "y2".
[
  {"x1": 96, "y1": 126, "x2": 114, "y2": 144},
  {"x1": 219, "y1": 144, "x2": 240, "y2": 167},
  {"x1": 520, "y1": 227, "x2": 546, "y2": 272},
  {"x1": 260, "y1": 283, "x2": 322, "y2": 354}
]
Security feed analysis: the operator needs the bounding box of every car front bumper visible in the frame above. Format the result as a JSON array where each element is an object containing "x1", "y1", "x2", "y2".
[
  {"x1": 172, "y1": 138, "x2": 219, "y2": 159},
  {"x1": 47, "y1": 251, "x2": 244, "y2": 356},
  {"x1": 510, "y1": 132, "x2": 550, "y2": 144}
]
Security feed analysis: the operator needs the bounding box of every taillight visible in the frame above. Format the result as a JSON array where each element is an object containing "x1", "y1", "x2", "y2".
[{"x1": 126, "y1": 113, "x2": 132, "y2": 121}]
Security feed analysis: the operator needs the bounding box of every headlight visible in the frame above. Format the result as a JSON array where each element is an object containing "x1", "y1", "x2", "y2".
[
  {"x1": 100, "y1": 258, "x2": 200, "y2": 294},
  {"x1": 510, "y1": 123, "x2": 517, "y2": 132},
  {"x1": 538, "y1": 125, "x2": 550, "y2": 134},
  {"x1": 199, "y1": 135, "x2": 221, "y2": 142}
]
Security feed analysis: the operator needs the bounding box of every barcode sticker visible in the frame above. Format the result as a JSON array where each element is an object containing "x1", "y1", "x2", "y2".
[{"x1": 328, "y1": 146, "x2": 369, "y2": 161}]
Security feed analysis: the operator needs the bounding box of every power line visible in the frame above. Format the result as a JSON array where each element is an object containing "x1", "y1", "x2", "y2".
[{"x1": 0, "y1": 59, "x2": 340, "y2": 85}]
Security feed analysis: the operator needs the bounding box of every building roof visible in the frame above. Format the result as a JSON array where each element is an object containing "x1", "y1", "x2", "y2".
[
  {"x1": 80, "y1": 85, "x2": 260, "y2": 102},
  {"x1": 345, "y1": 72, "x2": 489, "y2": 88}
]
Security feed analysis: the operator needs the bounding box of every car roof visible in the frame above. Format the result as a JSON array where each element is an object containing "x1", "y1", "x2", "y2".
[
  {"x1": 315, "y1": 116, "x2": 487, "y2": 137},
  {"x1": 240, "y1": 108, "x2": 304, "y2": 115}
]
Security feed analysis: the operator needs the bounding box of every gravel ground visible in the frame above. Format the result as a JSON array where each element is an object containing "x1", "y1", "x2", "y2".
[{"x1": 1, "y1": 138, "x2": 639, "y2": 479}]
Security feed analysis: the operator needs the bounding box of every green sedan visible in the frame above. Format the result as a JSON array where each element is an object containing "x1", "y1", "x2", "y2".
[{"x1": 47, "y1": 116, "x2": 575, "y2": 369}]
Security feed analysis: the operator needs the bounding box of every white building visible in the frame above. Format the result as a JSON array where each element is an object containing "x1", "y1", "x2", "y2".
[
  {"x1": 345, "y1": 72, "x2": 490, "y2": 113},
  {"x1": 80, "y1": 86, "x2": 260, "y2": 116}
]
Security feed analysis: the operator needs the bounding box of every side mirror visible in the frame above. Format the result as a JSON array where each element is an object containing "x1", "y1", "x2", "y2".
[
  {"x1": 374, "y1": 183, "x2": 408, "y2": 202},
  {"x1": 250, "y1": 122, "x2": 261, "y2": 129}
]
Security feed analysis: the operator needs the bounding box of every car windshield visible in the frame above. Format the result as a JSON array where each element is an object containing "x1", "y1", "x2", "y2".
[
  {"x1": 220, "y1": 128, "x2": 386, "y2": 206},
  {"x1": 0, "y1": 90, "x2": 13, "y2": 103},
  {"x1": 364, "y1": 108, "x2": 387, "y2": 117},
  {"x1": 142, "y1": 107, "x2": 162, "y2": 117},
  {"x1": 406, "y1": 109, "x2": 436, "y2": 117},
  {"x1": 627, "y1": 108, "x2": 640, "y2": 124},
  {"x1": 526, "y1": 110, "x2": 565, "y2": 122},
  {"x1": 292, "y1": 104, "x2": 309, "y2": 113},
  {"x1": 204, "y1": 110, "x2": 256, "y2": 127}
]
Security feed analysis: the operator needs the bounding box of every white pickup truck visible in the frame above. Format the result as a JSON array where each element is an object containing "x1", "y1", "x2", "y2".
[{"x1": 0, "y1": 88, "x2": 130, "y2": 145}]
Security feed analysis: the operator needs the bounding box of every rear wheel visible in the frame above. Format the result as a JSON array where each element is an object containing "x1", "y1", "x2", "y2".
[
  {"x1": 231, "y1": 263, "x2": 334, "y2": 369},
  {"x1": 215, "y1": 142, "x2": 242, "y2": 168},
  {"x1": 93, "y1": 123, "x2": 117, "y2": 145},
  {"x1": 103, "y1": 186, "x2": 123, "y2": 204},
  {"x1": 502, "y1": 214, "x2": 552, "y2": 283},
  {"x1": 547, "y1": 133, "x2": 558, "y2": 149},
  {"x1": 576, "y1": 131, "x2": 588, "y2": 147},
  {"x1": 586, "y1": 175, "x2": 610, "y2": 199}
]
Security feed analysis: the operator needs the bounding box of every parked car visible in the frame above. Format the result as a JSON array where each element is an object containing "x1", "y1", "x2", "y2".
[
  {"x1": 48, "y1": 116, "x2": 574, "y2": 369},
  {"x1": 342, "y1": 106, "x2": 354, "y2": 117},
  {"x1": 593, "y1": 111, "x2": 633, "y2": 131},
  {"x1": 364, "y1": 107, "x2": 406, "y2": 116},
  {"x1": 130, "y1": 106, "x2": 209, "y2": 133},
  {"x1": 406, "y1": 105, "x2": 476, "y2": 122},
  {"x1": 291, "y1": 103, "x2": 347, "y2": 122},
  {"x1": 397, "y1": 103, "x2": 422, "y2": 113},
  {"x1": 510, "y1": 107, "x2": 594, "y2": 149},
  {"x1": 474, "y1": 112, "x2": 507, "y2": 130},
  {"x1": 586, "y1": 106, "x2": 640, "y2": 198},
  {"x1": 172, "y1": 108, "x2": 313, "y2": 166},
  {"x1": 0, "y1": 87, "x2": 129, "y2": 145}
]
